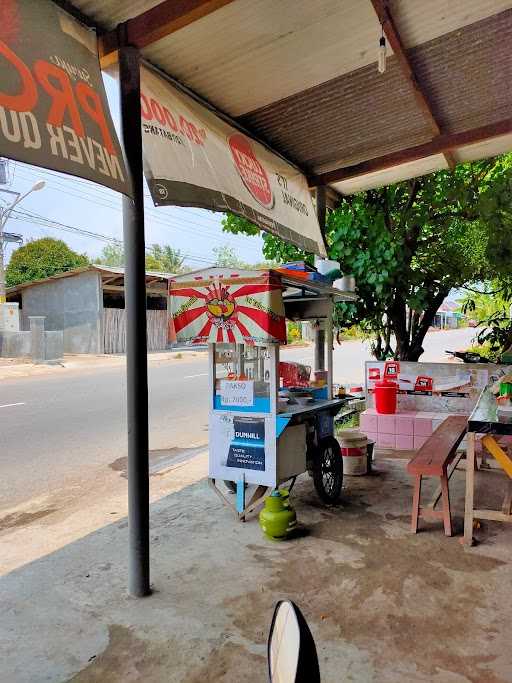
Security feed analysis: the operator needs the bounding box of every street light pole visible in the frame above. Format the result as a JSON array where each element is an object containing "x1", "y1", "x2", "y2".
[{"x1": 0, "y1": 180, "x2": 45, "y2": 303}]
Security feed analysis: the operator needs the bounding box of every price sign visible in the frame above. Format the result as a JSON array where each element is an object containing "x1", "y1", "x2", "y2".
[{"x1": 220, "y1": 380, "x2": 254, "y2": 407}]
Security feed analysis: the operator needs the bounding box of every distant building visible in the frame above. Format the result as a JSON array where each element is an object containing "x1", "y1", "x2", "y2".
[
  {"x1": 434, "y1": 300, "x2": 461, "y2": 329},
  {"x1": 6, "y1": 265, "x2": 171, "y2": 354}
]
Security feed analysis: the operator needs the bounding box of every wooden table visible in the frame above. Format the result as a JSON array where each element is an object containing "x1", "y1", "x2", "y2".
[{"x1": 464, "y1": 386, "x2": 512, "y2": 545}]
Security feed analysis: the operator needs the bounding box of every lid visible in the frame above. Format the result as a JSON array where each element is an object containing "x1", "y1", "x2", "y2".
[
  {"x1": 338, "y1": 429, "x2": 366, "y2": 441},
  {"x1": 375, "y1": 379, "x2": 397, "y2": 388}
]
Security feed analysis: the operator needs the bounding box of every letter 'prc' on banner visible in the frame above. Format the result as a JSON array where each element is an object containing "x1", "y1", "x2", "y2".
[{"x1": 0, "y1": 0, "x2": 131, "y2": 196}]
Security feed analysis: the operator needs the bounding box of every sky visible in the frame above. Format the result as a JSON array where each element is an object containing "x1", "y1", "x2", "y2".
[{"x1": 0, "y1": 74, "x2": 265, "y2": 270}]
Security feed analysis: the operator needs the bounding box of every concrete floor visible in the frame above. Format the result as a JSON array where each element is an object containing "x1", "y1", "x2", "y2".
[{"x1": 2, "y1": 454, "x2": 512, "y2": 683}]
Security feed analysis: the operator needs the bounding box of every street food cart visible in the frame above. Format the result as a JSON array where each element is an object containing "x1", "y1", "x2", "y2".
[{"x1": 169, "y1": 266, "x2": 357, "y2": 519}]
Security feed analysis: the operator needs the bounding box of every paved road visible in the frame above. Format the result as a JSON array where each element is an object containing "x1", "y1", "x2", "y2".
[{"x1": 0, "y1": 327, "x2": 479, "y2": 511}]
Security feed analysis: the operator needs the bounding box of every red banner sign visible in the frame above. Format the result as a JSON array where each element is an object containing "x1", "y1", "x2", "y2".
[{"x1": 0, "y1": 0, "x2": 131, "y2": 196}]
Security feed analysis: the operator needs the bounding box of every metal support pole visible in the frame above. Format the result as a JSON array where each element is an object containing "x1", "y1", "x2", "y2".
[
  {"x1": 314, "y1": 323, "x2": 325, "y2": 371},
  {"x1": 119, "y1": 46, "x2": 151, "y2": 597},
  {"x1": 314, "y1": 185, "x2": 327, "y2": 373},
  {"x1": 326, "y1": 308, "x2": 334, "y2": 399},
  {"x1": 0, "y1": 221, "x2": 5, "y2": 305}
]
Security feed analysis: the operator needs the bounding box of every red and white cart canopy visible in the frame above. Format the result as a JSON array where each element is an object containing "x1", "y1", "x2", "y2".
[{"x1": 169, "y1": 268, "x2": 286, "y2": 345}]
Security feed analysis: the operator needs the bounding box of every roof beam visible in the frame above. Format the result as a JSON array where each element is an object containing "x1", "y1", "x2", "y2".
[
  {"x1": 370, "y1": 0, "x2": 456, "y2": 170},
  {"x1": 309, "y1": 118, "x2": 512, "y2": 187},
  {"x1": 99, "y1": 0, "x2": 235, "y2": 68}
]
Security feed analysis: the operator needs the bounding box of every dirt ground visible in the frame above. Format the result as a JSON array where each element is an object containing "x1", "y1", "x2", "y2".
[{"x1": 1, "y1": 453, "x2": 512, "y2": 683}]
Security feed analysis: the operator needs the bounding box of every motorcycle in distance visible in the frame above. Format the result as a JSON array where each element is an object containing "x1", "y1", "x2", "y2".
[
  {"x1": 267, "y1": 600, "x2": 320, "y2": 682},
  {"x1": 445, "y1": 350, "x2": 490, "y2": 364}
]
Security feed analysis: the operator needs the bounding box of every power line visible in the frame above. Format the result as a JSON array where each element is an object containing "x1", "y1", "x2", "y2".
[
  {"x1": 14, "y1": 166, "x2": 261, "y2": 251},
  {"x1": 9, "y1": 208, "x2": 214, "y2": 265}
]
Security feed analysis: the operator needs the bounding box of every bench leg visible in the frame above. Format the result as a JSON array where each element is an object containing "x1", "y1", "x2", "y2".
[
  {"x1": 411, "y1": 475, "x2": 422, "y2": 533},
  {"x1": 440, "y1": 472, "x2": 452, "y2": 537},
  {"x1": 463, "y1": 432, "x2": 476, "y2": 545}
]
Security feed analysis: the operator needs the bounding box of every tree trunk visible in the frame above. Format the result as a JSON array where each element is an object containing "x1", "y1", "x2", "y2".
[{"x1": 387, "y1": 288, "x2": 450, "y2": 361}]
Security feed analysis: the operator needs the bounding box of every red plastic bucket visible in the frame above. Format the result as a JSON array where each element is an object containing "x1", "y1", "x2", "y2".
[{"x1": 374, "y1": 379, "x2": 397, "y2": 414}]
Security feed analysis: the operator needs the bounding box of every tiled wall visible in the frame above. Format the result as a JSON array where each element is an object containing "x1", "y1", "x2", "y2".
[{"x1": 360, "y1": 409, "x2": 457, "y2": 450}]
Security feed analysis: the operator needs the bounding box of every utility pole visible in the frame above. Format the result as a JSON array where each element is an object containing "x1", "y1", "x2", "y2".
[{"x1": 0, "y1": 180, "x2": 46, "y2": 303}]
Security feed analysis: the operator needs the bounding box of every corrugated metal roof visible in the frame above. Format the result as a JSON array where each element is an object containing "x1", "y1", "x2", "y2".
[
  {"x1": 238, "y1": 13, "x2": 512, "y2": 176},
  {"x1": 331, "y1": 154, "x2": 448, "y2": 195},
  {"x1": 454, "y1": 133, "x2": 512, "y2": 163},
  {"x1": 391, "y1": 0, "x2": 512, "y2": 47},
  {"x1": 69, "y1": 0, "x2": 160, "y2": 29},
  {"x1": 142, "y1": 0, "x2": 381, "y2": 117},
  {"x1": 239, "y1": 58, "x2": 435, "y2": 175},
  {"x1": 138, "y1": 0, "x2": 512, "y2": 116},
  {"x1": 6, "y1": 265, "x2": 173, "y2": 294},
  {"x1": 408, "y1": 11, "x2": 512, "y2": 134},
  {"x1": 66, "y1": 0, "x2": 512, "y2": 194}
]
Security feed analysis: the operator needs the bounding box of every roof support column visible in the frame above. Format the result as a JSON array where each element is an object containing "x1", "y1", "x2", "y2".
[
  {"x1": 119, "y1": 46, "x2": 151, "y2": 598},
  {"x1": 314, "y1": 186, "x2": 327, "y2": 372}
]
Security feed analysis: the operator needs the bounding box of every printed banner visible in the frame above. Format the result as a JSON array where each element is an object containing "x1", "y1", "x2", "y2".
[
  {"x1": 0, "y1": 0, "x2": 131, "y2": 195},
  {"x1": 210, "y1": 412, "x2": 276, "y2": 486},
  {"x1": 140, "y1": 65, "x2": 327, "y2": 256},
  {"x1": 365, "y1": 361, "x2": 490, "y2": 414},
  {"x1": 226, "y1": 417, "x2": 266, "y2": 471},
  {"x1": 169, "y1": 271, "x2": 286, "y2": 344}
]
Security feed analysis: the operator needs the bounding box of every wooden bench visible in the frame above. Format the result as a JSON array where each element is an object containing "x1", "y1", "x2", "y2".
[{"x1": 407, "y1": 415, "x2": 468, "y2": 536}]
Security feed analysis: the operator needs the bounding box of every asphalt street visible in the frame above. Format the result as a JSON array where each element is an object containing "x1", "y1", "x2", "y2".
[{"x1": 0, "y1": 327, "x2": 479, "y2": 511}]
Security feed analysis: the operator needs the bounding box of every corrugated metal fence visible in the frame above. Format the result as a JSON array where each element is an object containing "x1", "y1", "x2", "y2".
[{"x1": 103, "y1": 308, "x2": 168, "y2": 353}]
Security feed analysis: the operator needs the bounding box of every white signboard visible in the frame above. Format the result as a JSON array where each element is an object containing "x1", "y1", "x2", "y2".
[
  {"x1": 140, "y1": 65, "x2": 327, "y2": 257},
  {"x1": 220, "y1": 380, "x2": 254, "y2": 407},
  {"x1": 210, "y1": 413, "x2": 276, "y2": 487}
]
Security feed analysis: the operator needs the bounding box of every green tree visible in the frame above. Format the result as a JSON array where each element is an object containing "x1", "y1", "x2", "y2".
[
  {"x1": 212, "y1": 243, "x2": 276, "y2": 270},
  {"x1": 145, "y1": 244, "x2": 184, "y2": 273},
  {"x1": 6, "y1": 238, "x2": 89, "y2": 287},
  {"x1": 95, "y1": 242, "x2": 185, "y2": 273},
  {"x1": 213, "y1": 244, "x2": 247, "y2": 268},
  {"x1": 223, "y1": 154, "x2": 512, "y2": 360},
  {"x1": 94, "y1": 243, "x2": 124, "y2": 267}
]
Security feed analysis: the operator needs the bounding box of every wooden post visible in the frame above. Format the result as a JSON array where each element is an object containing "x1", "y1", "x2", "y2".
[
  {"x1": 463, "y1": 432, "x2": 476, "y2": 545},
  {"x1": 411, "y1": 475, "x2": 422, "y2": 533},
  {"x1": 440, "y1": 472, "x2": 452, "y2": 536}
]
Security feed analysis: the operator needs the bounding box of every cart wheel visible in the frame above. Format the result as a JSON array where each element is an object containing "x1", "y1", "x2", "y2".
[{"x1": 313, "y1": 436, "x2": 343, "y2": 504}]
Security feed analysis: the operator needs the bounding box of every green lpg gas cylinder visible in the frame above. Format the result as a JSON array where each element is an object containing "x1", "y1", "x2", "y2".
[{"x1": 259, "y1": 489, "x2": 297, "y2": 541}]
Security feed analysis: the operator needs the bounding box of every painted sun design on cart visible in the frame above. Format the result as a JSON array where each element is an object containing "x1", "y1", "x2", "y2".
[{"x1": 171, "y1": 279, "x2": 285, "y2": 344}]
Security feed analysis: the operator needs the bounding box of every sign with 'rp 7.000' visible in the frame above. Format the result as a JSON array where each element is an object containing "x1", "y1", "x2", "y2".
[{"x1": 220, "y1": 380, "x2": 254, "y2": 407}]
